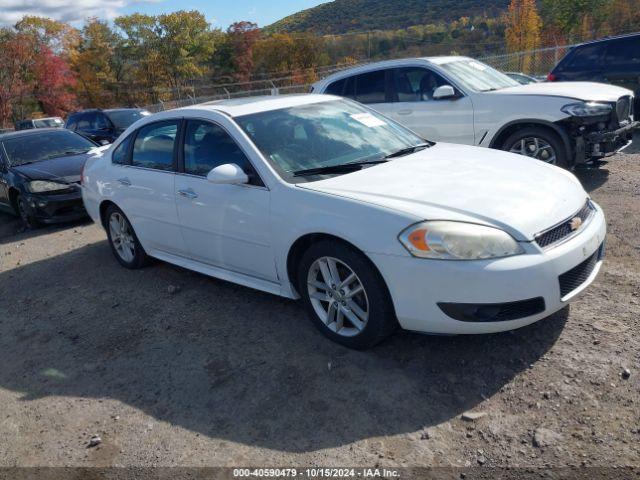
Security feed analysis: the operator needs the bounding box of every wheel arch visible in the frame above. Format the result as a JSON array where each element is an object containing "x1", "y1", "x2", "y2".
[
  {"x1": 286, "y1": 232, "x2": 388, "y2": 298},
  {"x1": 98, "y1": 200, "x2": 118, "y2": 229},
  {"x1": 488, "y1": 119, "x2": 573, "y2": 164}
]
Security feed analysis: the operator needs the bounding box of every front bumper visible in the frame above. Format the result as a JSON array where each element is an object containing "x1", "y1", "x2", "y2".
[
  {"x1": 585, "y1": 120, "x2": 639, "y2": 158},
  {"x1": 24, "y1": 190, "x2": 87, "y2": 224},
  {"x1": 368, "y1": 203, "x2": 606, "y2": 334}
]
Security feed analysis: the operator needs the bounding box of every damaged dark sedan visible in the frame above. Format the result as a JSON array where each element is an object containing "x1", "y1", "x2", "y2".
[{"x1": 0, "y1": 128, "x2": 99, "y2": 227}]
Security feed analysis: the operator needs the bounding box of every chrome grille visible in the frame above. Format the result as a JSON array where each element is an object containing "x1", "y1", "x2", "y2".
[
  {"x1": 535, "y1": 200, "x2": 594, "y2": 249},
  {"x1": 616, "y1": 96, "x2": 631, "y2": 125}
]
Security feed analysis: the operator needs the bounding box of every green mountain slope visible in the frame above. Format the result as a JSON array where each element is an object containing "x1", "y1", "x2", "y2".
[{"x1": 266, "y1": 0, "x2": 510, "y2": 34}]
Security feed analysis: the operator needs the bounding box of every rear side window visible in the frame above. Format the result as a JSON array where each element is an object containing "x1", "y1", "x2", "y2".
[
  {"x1": 563, "y1": 44, "x2": 605, "y2": 70},
  {"x1": 325, "y1": 78, "x2": 347, "y2": 95},
  {"x1": 76, "y1": 113, "x2": 91, "y2": 130},
  {"x1": 112, "y1": 135, "x2": 132, "y2": 165},
  {"x1": 605, "y1": 37, "x2": 640, "y2": 66},
  {"x1": 355, "y1": 70, "x2": 387, "y2": 104},
  {"x1": 132, "y1": 121, "x2": 178, "y2": 171}
]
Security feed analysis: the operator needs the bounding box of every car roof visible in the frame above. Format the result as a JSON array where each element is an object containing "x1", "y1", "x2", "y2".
[
  {"x1": 0, "y1": 128, "x2": 73, "y2": 140},
  {"x1": 314, "y1": 56, "x2": 472, "y2": 85},
  {"x1": 575, "y1": 31, "x2": 640, "y2": 47},
  {"x1": 177, "y1": 94, "x2": 342, "y2": 117},
  {"x1": 104, "y1": 108, "x2": 146, "y2": 113}
]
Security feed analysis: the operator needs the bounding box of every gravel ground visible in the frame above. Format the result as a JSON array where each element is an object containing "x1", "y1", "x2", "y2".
[{"x1": 0, "y1": 141, "x2": 638, "y2": 471}]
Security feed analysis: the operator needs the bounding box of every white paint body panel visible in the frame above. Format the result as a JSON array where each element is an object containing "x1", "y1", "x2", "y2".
[
  {"x1": 82, "y1": 95, "x2": 605, "y2": 335},
  {"x1": 312, "y1": 56, "x2": 635, "y2": 148}
]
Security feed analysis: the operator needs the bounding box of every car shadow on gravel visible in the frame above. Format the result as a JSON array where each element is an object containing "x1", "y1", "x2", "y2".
[
  {"x1": 0, "y1": 212, "x2": 92, "y2": 245},
  {"x1": 0, "y1": 241, "x2": 568, "y2": 453}
]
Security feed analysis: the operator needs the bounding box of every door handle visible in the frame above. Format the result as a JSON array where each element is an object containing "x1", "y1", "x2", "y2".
[
  {"x1": 117, "y1": 177, "x2": 131, "y2": 186},
  {"x1": 178, "y1": 188, "x2": 198, "y2": 199},
  {"x1": 397, "y1": 109, "x2": 413, "y2": 116}
]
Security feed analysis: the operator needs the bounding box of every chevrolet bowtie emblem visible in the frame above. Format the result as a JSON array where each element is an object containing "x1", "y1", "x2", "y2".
[{"x1": 569, "y1": 217, "x2": 583, "y2": 231}]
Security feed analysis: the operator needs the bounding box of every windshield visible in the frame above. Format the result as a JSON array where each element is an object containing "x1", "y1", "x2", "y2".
[
  {"x1": 2, "y1": 130, "x2": 96, "y2": 166},
  {"x1": 236, "y1": 100, "x2": 426, "y2": 182},
  {"x1": 439, "y1": 59, "x2": 520, "y2": 92},
  {"x1": 33, "y1": 118, "x2": 64, "y2": 128},
  {"x1": 106, "y1": 109, "x2": 151, "y2": 129}
]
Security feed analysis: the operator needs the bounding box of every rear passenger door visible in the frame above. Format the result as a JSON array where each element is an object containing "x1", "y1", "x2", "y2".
[
  {"x1": 324, "y1": 69, "x2": 395, "y2": 117},
  {"x1": 110, "y1": 120, "x2": 187, "y2": 256}
]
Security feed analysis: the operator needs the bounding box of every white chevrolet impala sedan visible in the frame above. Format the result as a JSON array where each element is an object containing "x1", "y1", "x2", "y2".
[{"x1": 82, "y1": 95, "x2": 606, "y2": 349}]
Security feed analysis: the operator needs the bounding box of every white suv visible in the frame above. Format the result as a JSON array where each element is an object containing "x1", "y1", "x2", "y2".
[{"x1": 312, "y1": 56, "x2": 638, "y2": 168}]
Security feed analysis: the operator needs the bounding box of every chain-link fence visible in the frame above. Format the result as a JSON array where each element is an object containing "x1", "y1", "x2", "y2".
[
  {"x1": 480, "y1": 45, "x2": 572, "y2": 77},
  {"x1": 143, "y1": 44, "x2": 576, "y2": 112}
]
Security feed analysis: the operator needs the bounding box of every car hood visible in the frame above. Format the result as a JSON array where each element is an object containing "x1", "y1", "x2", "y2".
[
  {"x1": 11, "y1": 152, "x2": 90, "y2": 183},
  {"x1": 492, "y1": 82, "x2": 633, "y2": 102},
  {"x1": 298, "y1": 143, "x2": 588, "y2": 241}
]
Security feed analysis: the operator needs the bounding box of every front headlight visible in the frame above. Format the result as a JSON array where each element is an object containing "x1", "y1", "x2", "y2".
[
  {"x1": 561, "y1": 102, "x2": 612, "y2": 117},
  {"x1": 27, "y1": 180, "x2": 71, "y2": 193},
  {"x1": 398, "y1": 221, "x2": 524, "y2": 260}
]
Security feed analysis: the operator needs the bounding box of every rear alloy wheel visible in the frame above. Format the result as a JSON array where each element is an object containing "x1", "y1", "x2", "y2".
[
  {"x1": 503, "y1": 127, "x2": 568, "y2": 168},
  {"x1": 105, "y1": 205, "x2": 149, "y2": 269},
  {"x1": 298, "y1": 240, "x2": 397, "y2": 349},
  {"x1": 16, "y1": 194, "x2": 39, "y2": 229}
]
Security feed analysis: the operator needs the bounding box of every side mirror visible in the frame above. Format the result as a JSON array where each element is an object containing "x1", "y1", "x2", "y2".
[
  {"x1": 433, "y1": 85, "x2": 457, "y2": 100},
  {"x1": 206, "y1": 163, "x2": 249, "y2": 185}
]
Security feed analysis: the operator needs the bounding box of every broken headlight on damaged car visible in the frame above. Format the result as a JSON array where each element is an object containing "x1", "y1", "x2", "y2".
[
  {"x1": 399, "y1": 221, "x2": 524, "y2": 260},
  {"x1": 561, "y1": 102, "x2": 612, "y2": 117}
]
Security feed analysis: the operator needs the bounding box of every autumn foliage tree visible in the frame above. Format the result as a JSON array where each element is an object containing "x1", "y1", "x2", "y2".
[
  {"x1": 505, "y1": 0, "x2": 542, "y2": 72},
  {"x1": 226, "y1": 22, "x2": 261, "y2": 82}
]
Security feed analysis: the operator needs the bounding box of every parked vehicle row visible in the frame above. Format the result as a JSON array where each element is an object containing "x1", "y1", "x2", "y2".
[
  {"x1": 0, "y1": 129, "x2": 99, "y2": 227},
  {"x1": 312, "y1": 56, "x2": 637, "y2": 168},
  {"x1": 65, "y1": 108, "x2": 151, "y2": 144},
  {"x1": 82, "y1": 95, "x2": 606, "y2": 349}
]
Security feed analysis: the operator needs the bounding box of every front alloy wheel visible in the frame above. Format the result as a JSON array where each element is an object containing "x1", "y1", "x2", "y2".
[
  {"x1": 298, "y1": 240, "x2": 397, "y2": 349},
  {"x1": 307, "y1": 256, "x2": 370, "y2": 337},
  {"x1": 509, "y1": 137, "x2": 557, "y2": 164},
  {"x1": 502, "y1": 126, "x2": 568, "y2": 168}
]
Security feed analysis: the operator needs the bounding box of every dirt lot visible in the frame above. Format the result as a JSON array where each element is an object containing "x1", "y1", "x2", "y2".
[{"x1": 0, "y1": 140, "x2": 638, "y2": 471}]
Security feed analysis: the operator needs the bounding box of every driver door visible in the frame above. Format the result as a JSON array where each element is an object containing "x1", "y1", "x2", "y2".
[
  {"x1": 389, "y1": 67, "x2": 475, "y2": 145},
  {"x1": 174, "y1": 119, "x2": 277, "y2": 282}
]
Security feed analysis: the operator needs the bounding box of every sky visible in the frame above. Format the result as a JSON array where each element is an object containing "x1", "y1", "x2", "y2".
[{"x1": 0, "y1": 0, "x2": 330, "y2": 29}]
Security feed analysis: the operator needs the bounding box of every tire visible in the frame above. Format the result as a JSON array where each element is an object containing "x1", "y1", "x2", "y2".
[
  {"x1": 297, "y1": 240, "x2": 398, "y2": 349},
  {"x1": 104, "y1": 204, "x2": 150, "y2": 269},
  {"x1": 502, "y1": 126, "x2": 569, "y2": 169},
  {"x1": 15, "y1": 194, "x2": 39, "y2": 229}
]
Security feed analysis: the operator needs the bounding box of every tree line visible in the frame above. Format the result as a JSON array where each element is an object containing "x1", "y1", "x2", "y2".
[{"x1": 0, "y1": 0, "x2": 638, "y2": 127}]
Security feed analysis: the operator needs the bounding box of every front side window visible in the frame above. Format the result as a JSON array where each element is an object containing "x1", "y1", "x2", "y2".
[
  {"x1": 236, "y1": 99, "x2": 425, "y2": 183},
  {"x1": 2, "y1": 131, "x2": 96, "y2": 166},
  {"x1": 355, "y1": 70, "x2": 387, "y2": 104},
  {"x1": 393, "y1": 67, "x2": 449, "y2": 102},
  {"x1": 131, "y1": 121, "x2": 178, "y2": 171},
  {"x1": 183, "y1": 120, "x2": 257, "y2": 180},
  {"x1": 439, "y1": 59, "x2": 519, "y2": 92}
]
